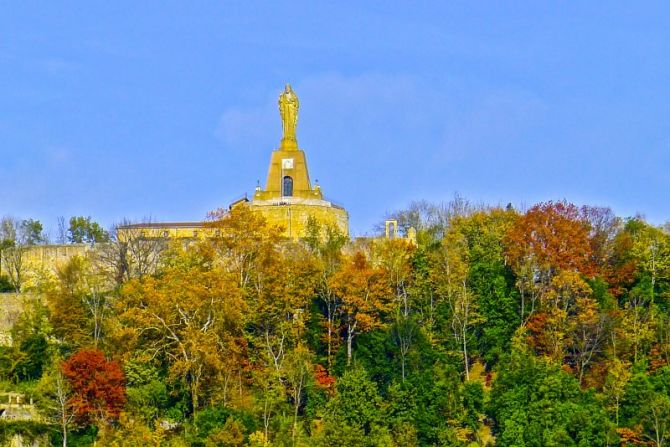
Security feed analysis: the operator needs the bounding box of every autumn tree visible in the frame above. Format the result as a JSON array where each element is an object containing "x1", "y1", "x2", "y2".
[
  {"x1": 374, "y1": 238, "x2": 416, "y2": 380},
  {"x1": 205, "y1": 206, "x2": 283, "y2": 289},
  {"x1": 61, "y1": 348, "x2": 126, "y2": 426},
  {"x1": 603, "y1": 358, "x2": 632, "y2": 425},
  {"x1": 330, "y1": 252, "x2": 393, "y2": 365},
  {"x1": 118, "y1": 245, "x2": 247, "y2": 415},
  {"x1": 569, "y1": 294, "x2": 609, "y2": 384},
  {"x1": 303, "y1": 217, "x2": 348, "y2": 369},
  {"x1": 283, "y1": 344, "x2": 313, "y2": 446},
  {"x1": 47, "y1": 256, "x2": 91, "y2": 347},
  {"x1": 627, "y1": 218, "x2": 670, "y2": 304},
  {"x1": 38, "y1": 359, "x2": 76, "y2": 447},
  {"x1": 47, "y1": 255, "x2": 108, "y2": 348},
  {"x1": 506, "y1": 201, "x2": 595, "y2": 320},
  {"x1": 430, "y1": 226, "x2": 482, "y2": 379}
]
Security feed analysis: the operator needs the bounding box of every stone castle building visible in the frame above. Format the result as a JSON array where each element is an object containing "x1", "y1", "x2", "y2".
[{"x1": 119, "y1": 84, "x2": 348, "y2": 240}]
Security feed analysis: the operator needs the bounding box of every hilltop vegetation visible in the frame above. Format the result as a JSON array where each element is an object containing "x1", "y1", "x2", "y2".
[{"x1": 1, "y1": 201, "x2": 670, "y2": 446}]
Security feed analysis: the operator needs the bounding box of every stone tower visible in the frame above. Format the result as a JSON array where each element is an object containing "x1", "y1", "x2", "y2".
[{"x1": 233, "y1": 85, "x2": 349, "y2": 238}]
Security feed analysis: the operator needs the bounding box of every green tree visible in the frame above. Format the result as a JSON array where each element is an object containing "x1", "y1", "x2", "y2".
[
  {"x1": 449, "y1": 209, "x2": 518, "y2": 366},
  {"x1": 68, "y1": 216, "x2": 109, "y2": 244},
  {"x1": 621, "y1": 369, "x2": 670, "y2": 447},
  {"x1": 489, "y1": 335, "x2": 615, "y2": 447},
  {"x1": 20, "y1": 218, "x2": 46, "y2": 245},
  {"x1": 320, "y1": 366, "x2": 386, "y2": 445}
]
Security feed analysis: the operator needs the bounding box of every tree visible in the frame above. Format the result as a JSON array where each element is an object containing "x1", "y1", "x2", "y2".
[
  {"x1": 627, "y1": 218, "x2": 670, "y2": 304},
  {"x1": 118, "y1": 246, "x2": 247, "y2": 415},
  {"x1": 506, "y1": 201, "x2": 595, "y2": 320},
  {"x1": 47, "y1": 255, "x2": 98, "y2": 348},
  {"x1": 621, "y1": 370, "x2": 670, "y2": 447},
  {"x1": 569, "y1": 295, "x2": 608, "y2": 384},
  {"x1": 284, "y1": 344, "x2": 313, "y2": 446},
  {"x1": 56, "y1": 216, "x2": 68, "y2": 244},
  {"x1": 320, "y1": 366, "x2": 385, "y2": 444},
  {"x1": 205, "y1": 417, "x2": 246, "y2": 447},
  {"x1": 380, "y1": 195, "x2": 471, "y2": 242},
  {"x1": 5, "y1": 298, "x2": 51, "y2": 382},
  {"x1": 374, "y1": 239, "x2": 416, "y2": 380},
  {"x1": 205, "y1": 206, "x2": 283, "y2": 289},
  {"x1": 38, "y1": 362, "x2": 76, "y2": 447},
  {"x1": 490, "y1": 339, "x2": 615, "y2": 446},
  {"x1": 430, "y1": 227, "x2": 483, "y2": 379},
  {"x1": 0, "y1": 217, "x2": 47, "y2": 291},
  {"x1": 96, "y1": 220, "x2": 167, "y2": 287},
  {"x1": 68, "y1": 216, "x2": 109, "y2": 244},
  {"x1": 303, "y1": 217, "x2": 347, "y2": 369},
  {"x1": 19, "y1": 218, "x2": 46, "y2": 245},
  {"x1": 61, "y1": 348, "x2": 126, "y2": 426},
  {"x1": 330, "y1": 252, "x2": 393, "y2": 365},
  {"x1": 3, "y1": 242, "x2": 25, "y2": 292},
  {"x1": 603, "y1": 358, "x2": 631, "y2": 425},
  {"x1": 450, "y1": 208, "x2": 518, "y2": 366}
]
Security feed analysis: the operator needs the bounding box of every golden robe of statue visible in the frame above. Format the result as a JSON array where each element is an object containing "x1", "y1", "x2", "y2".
[{"x1": 279, "y1": 84, "x2": 299, "y2": 143}]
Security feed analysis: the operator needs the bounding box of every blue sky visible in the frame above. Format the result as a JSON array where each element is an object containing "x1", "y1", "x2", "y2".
[{"x1": 1, "y1": 2, "x2": 669, "y2": 237}]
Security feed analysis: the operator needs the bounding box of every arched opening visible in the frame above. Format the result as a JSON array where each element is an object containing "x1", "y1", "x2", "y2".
[{"x1": 283, "y1": 176, "x2": 293, "y2": 197}]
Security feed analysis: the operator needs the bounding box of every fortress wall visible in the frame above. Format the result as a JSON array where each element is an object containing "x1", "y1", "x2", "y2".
[
  {"x1": 22, "y1": 243, "x2": 92, "y2": 267},
  {"x1": 0, "y1": 244, "x2": 91, "y2": 345},
  {"x1": 0, "y1": 294, "x2": 42, "y2": 346},
  {"x1": 251, "y1": 202, "x2": 349, "y2": 239},
  {"x1": 16, "y1": 244, "x2": 92, "y2": 290}
]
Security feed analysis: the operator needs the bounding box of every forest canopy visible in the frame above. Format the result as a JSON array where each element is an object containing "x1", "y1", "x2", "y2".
[{"x1": 1, "y1": 200, "x2": 669, "y2": 447}]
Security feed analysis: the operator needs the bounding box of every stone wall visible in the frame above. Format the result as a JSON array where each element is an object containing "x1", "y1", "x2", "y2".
[
  {"x1": 250, "y1": 198, "x2": 349, "y2": 239},
  {"x1": 0, "y1": 294, "x2": 41, "y2": 346}
]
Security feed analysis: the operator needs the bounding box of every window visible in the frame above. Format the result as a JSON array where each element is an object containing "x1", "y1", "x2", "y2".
[{"x1": 283, "y1": 176, "x2": 293, "y2": 197}]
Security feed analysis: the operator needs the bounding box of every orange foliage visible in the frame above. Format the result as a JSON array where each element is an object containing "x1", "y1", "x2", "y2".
[
  {"x1": 506, "y1": 201, "x2": 596, "y2": 279},
  {"x1": 330, "y1": 252, "x2": 393, "y2": 334},
  {"x1": 616, "y1": 426, "x2": 653, "y2": 446},
  {"x1": 61, "y1": 348, "x2": 126, "y2": 425},
  {"x1": 314, "y1": 364, "x2": 336, "y2": 391},
  {"x1": 330, "y1": 252, "x2": 393, "y2": 363},
  {"x1": 648, "y1": 344, "x2": 669, "y2": 372}
]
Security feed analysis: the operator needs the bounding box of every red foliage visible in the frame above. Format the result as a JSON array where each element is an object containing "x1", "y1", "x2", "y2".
[
  {"x1": 506, "y1": 201, "x2": 596, "y2": 278},
  {"x1": 525, "y1": 312, "x2": 552, "y2": 355},
  {"x1": 648, "y1": 344, "x2": 669, "y2": 373},
  {"x1": 61, "y1": 348, "x2": 126, "y2": 424},
  {"x1": 314, "y1": 364, "x2": 336, "y2": 391}
]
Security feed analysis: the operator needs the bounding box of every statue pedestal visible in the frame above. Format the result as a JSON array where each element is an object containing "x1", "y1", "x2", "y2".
[{"x1": 280, "y1": 138, "x2": 298, "y2": 150}]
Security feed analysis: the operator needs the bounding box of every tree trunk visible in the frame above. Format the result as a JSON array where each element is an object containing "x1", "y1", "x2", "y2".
[
  {"x1": 327, "y1": 311, "x2": 333, "y2": 369},
  {"x1": 347, "y1": 327, "x2": 353, "y2": 365},
  {"x1": 463, "y1": 329, "x2": 469, "y2": 381}
]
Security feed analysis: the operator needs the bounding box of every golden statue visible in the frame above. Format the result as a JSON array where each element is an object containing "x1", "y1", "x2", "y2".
[{"x1": 278, "y1": 84, "x2": 299, "y2": 145}]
